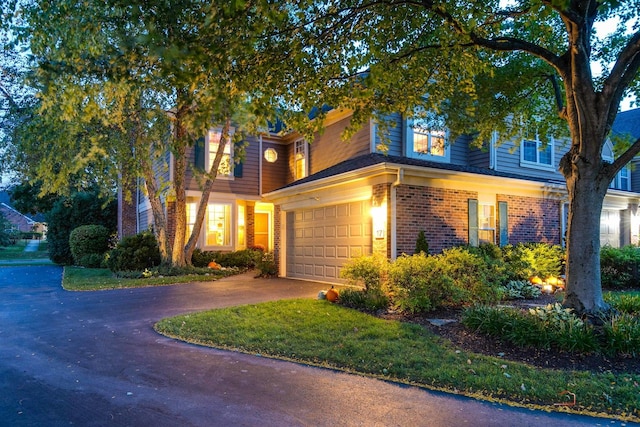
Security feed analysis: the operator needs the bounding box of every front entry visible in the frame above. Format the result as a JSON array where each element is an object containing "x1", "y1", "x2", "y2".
[{"x1": 254, "y1": 212, "x2": 270, "y2": 251}]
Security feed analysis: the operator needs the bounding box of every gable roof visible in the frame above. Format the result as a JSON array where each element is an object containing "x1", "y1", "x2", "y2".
[{"x1": 612, "y1": 108, "x2": 640, "y2": 140}]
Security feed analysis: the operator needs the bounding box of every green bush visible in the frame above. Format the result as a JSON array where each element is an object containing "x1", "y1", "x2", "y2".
[
  {"x1": 502, "y1": 242, "x2": 564, "y2": 280},
  {"x1": 602, "y1": 313, "x2": 640, "y2": 357},
  {"x1": 415, "y1": 230, "x2": 429, "y2": 254},
  {"x1": 600, "y1": 245, "x2": 640, "y2": 289},
  {"x1": 340, "y1": 253, "x2": 388, "y2": 293},
  {"x1": 436, "y1": 247, "x2": 502, "y2": 305},
  {"x1": 46, "y1": 191, "x2": 117, "y2": 265},
  {"x1": 69, "y1": 224, "x2": 111, "y2": 267},
  {"x1": 106, "y1": 232, "x2": 162, "y2": 272},
  {"x1": 256, "y1": 252, "x2": 277, "y2": 277},
  {"x1": 387, "y1": 253, "x2": 453, "y2": 313}
]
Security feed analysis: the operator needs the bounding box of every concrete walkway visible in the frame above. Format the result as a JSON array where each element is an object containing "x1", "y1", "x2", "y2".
[
  {"x1": 0, "y1": 266, "x2": 635, "y2": 426},
  {"x1": 23, "y1": 239, "x2": 40, "y2": 252}
]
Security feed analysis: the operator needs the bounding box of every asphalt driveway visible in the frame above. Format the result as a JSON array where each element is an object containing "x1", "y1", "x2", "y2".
[{"x1": 0, "y1": 266, "x2": 634, "y2": 426}]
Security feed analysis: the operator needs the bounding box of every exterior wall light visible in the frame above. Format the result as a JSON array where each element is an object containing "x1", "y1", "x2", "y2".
[
  {"x1": 264, "y1": 148, "x2": 278, "y2": 163},
  {"x1": 371, "y1": 204, "x2": 387, "y2": 239}
]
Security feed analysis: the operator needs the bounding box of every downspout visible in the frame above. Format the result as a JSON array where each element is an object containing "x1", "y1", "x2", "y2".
[{"x1": 390, "y1": 167, "x2": 404, "y2": 259}]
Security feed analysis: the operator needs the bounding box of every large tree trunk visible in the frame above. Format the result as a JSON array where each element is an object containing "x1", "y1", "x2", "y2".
[
  {"x1": 141, "y1": 154, "x2": 171, "y2": 264},
  {"x1": 563, "y1": 164, "x2": 610, "y2": 314},
  {"x1": 183, "y1": 116, "x2": 231, "y2": 265},
  {"x1": 171, "y1": 132, "x2": 188, "y2": 267}
]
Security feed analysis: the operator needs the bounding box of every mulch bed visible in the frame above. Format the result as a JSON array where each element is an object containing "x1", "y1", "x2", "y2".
[{"x1": 381, "y1": 294, "x2": 640, "y2": 375}]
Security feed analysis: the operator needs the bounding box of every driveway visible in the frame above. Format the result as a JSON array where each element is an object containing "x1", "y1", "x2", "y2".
[{"x1": 0, "y1": 266, "x2": 633, "y2": 426}]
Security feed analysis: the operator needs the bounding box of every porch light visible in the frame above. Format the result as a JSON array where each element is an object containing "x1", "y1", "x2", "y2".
[
  {"x1": 371, "y1": 204, "x2": 387, "y2": 239},
  {"x1": 264, "y1": 148, "x2": 278, "y2": 163},
  {"x1": 542, "y1": 283, "x2": 554, "y2": 294}
]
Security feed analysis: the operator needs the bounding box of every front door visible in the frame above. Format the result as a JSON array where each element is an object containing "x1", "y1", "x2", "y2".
[{"x1": 254, "y1": 212, "x2": 270, "y2": 251}]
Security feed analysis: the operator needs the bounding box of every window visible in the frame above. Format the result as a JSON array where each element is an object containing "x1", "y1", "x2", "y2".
[
  {"x1": 206, "y1": 203, "x2": 231, "y2": 247},
  {"x1": 520, "y1": 138, "x2": 553, "y2": 168},
  {"x1": 478, "y1": 204, "x2": 496, "y2": 244},
  {"x1": 207, "y1": 129, "x2": 232, "y2": 177},
  {"x1": 610, "y1": 167, "x2": 630, "y2": 190},
  {"x1": 294, "y1": 139, "x2": 308, "y2": 179},
  {"x1": 237, "y1": 204, "x2": 246, "y2": 247},
  {"x1": 405, "y1": 118, "x2": 449, "y2": 162},
  {"x1": 186, "y1": 202, "x2": 197, "y2": 239}
]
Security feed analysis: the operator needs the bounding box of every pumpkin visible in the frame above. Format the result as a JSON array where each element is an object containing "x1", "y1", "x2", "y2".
[
  {"x1": 207, "y1": 261, "x2": 221, "y2": 270},
  {"x1": 529, "y1": 276, "x2": 543, "y2": 285},
  {"x1": 325, "y1": 286, "x2": 339, "y2": 303}
]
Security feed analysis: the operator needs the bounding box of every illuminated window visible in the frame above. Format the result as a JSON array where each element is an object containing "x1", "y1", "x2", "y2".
[
  {"x1": 186, "y1": 202, "x2": 197, "y2": 239},
  {"x1": 207, "y1": 129, "x2": 232, "y2": 177},
  {"x1": 478, "y1": 204, "x2": 495, "y2": 244},
  {"x1": 521, "y1": 138, "x2": 553, "y2": 167},
  {"x1": 206, "y1": 204, "x2": 231, "y2": 247},
  {"x1": 294, "y1": 139, "x2": 308, "y2": 179},
  {"x1": 405, "y1": 117, "x2": 449, "y2": 162}
]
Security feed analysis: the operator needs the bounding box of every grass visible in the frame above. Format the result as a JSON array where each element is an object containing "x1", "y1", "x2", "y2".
[
  {"x1": 155, "y1": 298, "x2": 640, "y2": 423},
  {"x1": 0, "y1": 239, "x2": 50, "y2": 260},
  {"x1": 63, "y1": 266, "x2": 231, "y2": 291}
]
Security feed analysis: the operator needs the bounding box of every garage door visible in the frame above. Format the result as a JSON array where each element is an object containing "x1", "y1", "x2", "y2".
[{"x1": 287, "y1": 201, "x2": 372, "y2": 282}]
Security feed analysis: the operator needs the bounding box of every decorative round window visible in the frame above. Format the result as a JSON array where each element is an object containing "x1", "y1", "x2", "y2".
[{"x1": 264, "y1": 147, "x2": 278, "y2": 163}]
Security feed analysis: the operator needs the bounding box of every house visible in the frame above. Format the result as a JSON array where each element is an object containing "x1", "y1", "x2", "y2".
[
  {"x1": 121, "y1": 107, "x2": 640, "y2": 284},
  {"x1": 0, "y1": 202, "x2": 47, "y2": 238}
]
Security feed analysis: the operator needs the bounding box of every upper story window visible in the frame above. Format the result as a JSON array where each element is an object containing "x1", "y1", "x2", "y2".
[
  {"x1": 294, "y1": 139, "x2": 308, "y2": 179},
  {"x1": 207, "y1": 129, "x2": 233, "y2": 178},
  {"x1": 520, "y1": 137, "x2": 554, "y2": 169},
  {"x1": 610, "y1": 166, "x2": 631, "y2": 191},
  {"x1": 405, "y1": 117, "x2": 450, "y2": 162}
]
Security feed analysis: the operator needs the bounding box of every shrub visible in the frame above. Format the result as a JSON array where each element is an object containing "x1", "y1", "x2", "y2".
[
  {"x1": 600, "y1": 245, "x2": 640, "y2": 289},
  {"x1": 46, "y1": 191, "x2": 116, "y2": 265},
  {"x1": 436, "y1": 247, "x2": 501, "y2": 305},
  {"x1": 191, "y1": 249, "x2": 217, "y2": 267},
  {"x1": 340, "y1": 253, "x2": 388, "y2": 293},
  {"x1": 106, "y1": 232, "x2": 162, "y2": 272},
  {"x1": 69, "y1": 224, "x2": 111, "y2": 267},
  {"x1": 499, "y1": 280, "x2": 542, "y2": 300},
  {"x1": 387, "y1": 253, "x2": 454, "y2": 313},
  {"x1": 502, "y1": 243, "x2": 564, "y2": 280},
  {"x1": 415, "y1": 230, "x2": 429, "y2": 254},
  {"x1": 256, "y1": 252, "x2": 277, "y2": 277}
]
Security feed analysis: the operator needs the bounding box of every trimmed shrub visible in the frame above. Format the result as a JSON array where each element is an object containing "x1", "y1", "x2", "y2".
[
  {"x1": 415, "y1": 230, "x2": 429, "y2": 254},
  {"x1": 340, "y1": 253, "x2": 388, "y2": 293},
  {"x1": 600, "y1": 245, "x2": 640, "y2": 289},
  {"x1": 46, "y1": 191, "x2": 116, "y2": 265},
  {"x1": 106, "y1": 232, "x2": 161, "y2": 272},
  {"x1": 69, "y1": 225, "x2": 111, "y2": 267},
  {"x1": 256, "y1": 252, "x2": 277, "y2": 277},
  {"x1": 436, "y1": 247, "x2": 501, "y2": 305}
]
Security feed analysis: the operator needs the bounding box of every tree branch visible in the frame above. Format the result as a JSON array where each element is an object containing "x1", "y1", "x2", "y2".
[{"x1": 610, "y1": 136, "x2": 640, "y2": 178}]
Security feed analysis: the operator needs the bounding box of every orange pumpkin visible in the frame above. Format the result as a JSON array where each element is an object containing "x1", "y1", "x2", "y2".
[
  {"x1": 207, "y1": 261, "x2": 221, "y2": 270},
  {"x1": 325, "y1": 286, "x2": 339, "y2": 302}
]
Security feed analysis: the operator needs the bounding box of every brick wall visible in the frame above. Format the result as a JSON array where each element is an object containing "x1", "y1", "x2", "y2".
[
  {"x1": 395, "y1": 185, "x2": 476, "y2": 254},
  {"x1": 498, "y1": 194, "x2": 561, "y2": 245},
  {"x1": 273, "y1": 205, "x2": 281, "y2": 276}
]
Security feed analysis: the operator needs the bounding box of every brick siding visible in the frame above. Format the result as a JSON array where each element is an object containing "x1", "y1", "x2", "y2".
[
  {"x1": 497, "y1": 194, "x2": 561, "y2": 245},
  {"x1": 395, "y1": 185, "x2": 476, "y2": 254}
]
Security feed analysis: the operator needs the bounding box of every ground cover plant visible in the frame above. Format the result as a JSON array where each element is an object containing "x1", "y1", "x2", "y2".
[{"x1": 155, "y1": 299, "x2": 640, "y2": 422}]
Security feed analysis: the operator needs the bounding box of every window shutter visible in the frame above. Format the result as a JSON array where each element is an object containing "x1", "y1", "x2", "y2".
[
  {"x1": 468, "y1": 199, "x2": 478, "y2": 247},
  {"x1": 194, "y1": 137, "x2": 205, "y2": 170},
  {"x1": 498, "y1": 201, "x2": 508, "y2": 247},
  {"x1": 233, "y1": 140, "x2": 243, "y2": 178}
]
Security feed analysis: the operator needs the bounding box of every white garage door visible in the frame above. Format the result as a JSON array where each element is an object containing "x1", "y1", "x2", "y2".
[{"x1": 287, "y1": 201, "x2": 372, "y2": 282}]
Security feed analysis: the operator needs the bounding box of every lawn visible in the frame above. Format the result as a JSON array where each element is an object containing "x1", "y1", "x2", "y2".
[
  {"x1": 62, "y1": 266, "x2": 232, "y2": 290},
  {"x1": 0, "y1": 239, "x2": 50, "y2": 261},
  {"x1": 155, "y1": 298, "x2": 640, "y2": 423}
]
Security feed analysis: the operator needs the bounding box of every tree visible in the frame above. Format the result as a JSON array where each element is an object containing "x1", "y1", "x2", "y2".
[
  {"x1": 16, "y1": 0, "x2": 291, "y2": 267},
  {"x1": 275, "y1": 0, "x2": 639, "y2": 315}
]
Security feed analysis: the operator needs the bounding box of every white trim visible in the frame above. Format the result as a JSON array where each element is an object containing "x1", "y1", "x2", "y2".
[
  {"x1": 519, "y1": 137, "x2": 555, "y2": 170},
  {"x1": 206, "y1": 128, "x2": 234, "y2": 180},
  {"x1": 404, "y1": 118, "x2": 450, "y2": 163},
  {"x1": 294, "y1": 139, "x2": 309, "y2": 180}
]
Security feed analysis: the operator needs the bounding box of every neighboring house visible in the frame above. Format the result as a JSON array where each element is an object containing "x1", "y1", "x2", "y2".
[
  {"x1": 121, "y1": 107, "x2": 640, "y2": 284},
  {"x1": 0, "y1": 202, "x2": 47, "y2": 237}
]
